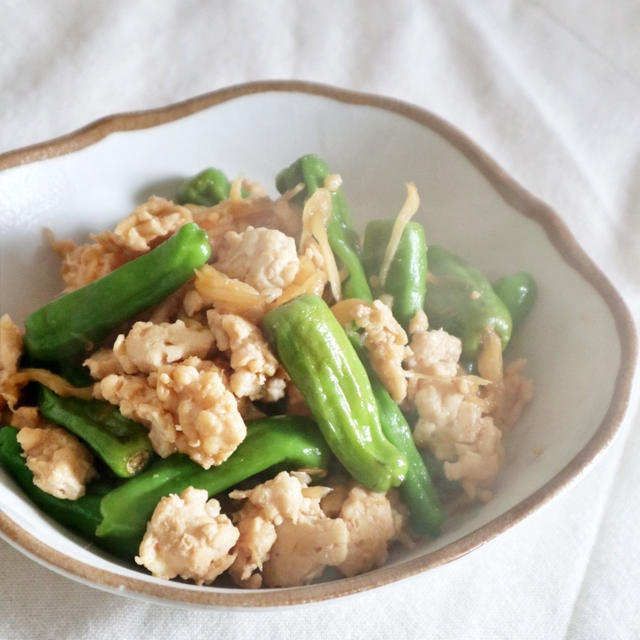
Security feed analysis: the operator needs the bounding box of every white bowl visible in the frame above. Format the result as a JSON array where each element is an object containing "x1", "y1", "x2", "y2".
[{"x1": 0, "y1": 81, "x2": 636, "y2": 607}]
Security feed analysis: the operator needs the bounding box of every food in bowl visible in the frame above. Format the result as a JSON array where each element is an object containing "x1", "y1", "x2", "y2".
[{"x1": 0, "y1": 154, "x2": 535, "y2": 588}]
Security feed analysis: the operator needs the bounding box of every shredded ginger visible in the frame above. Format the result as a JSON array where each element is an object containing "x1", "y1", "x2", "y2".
[
  {"x1": 378, "y1": 182, "x2": 420, "y2": 289},
  {"x1": 299, "y1": 188, "x2": 342, "y2": 302}
]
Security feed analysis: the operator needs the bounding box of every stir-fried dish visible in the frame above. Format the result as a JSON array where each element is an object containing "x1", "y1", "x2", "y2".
[{"x1": 0, "y1": 155, "x2": 536, "y2": 588}]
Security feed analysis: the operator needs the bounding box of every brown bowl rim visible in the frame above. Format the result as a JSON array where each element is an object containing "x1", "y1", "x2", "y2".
[{"x1": 0, "y1": 80, "x2": 636, "y2": 608}]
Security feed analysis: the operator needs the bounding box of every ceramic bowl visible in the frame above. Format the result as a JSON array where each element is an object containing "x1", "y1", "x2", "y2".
[{"x1": 0, "y1": 81, "x2": 636, "y2": 607}]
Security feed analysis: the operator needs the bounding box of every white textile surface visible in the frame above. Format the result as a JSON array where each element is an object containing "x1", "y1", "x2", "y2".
[{"x1": 1, "y1": 1, "x2": 638, "y2": 638}]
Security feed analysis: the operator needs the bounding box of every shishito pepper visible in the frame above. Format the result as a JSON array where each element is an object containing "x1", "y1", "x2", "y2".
[
  {"x1": 276, "y1": 154, "x2": 373, "y2": 301},
  {"x1": 425, "y1": 245, "x2": 513, "y2": 361},
  {"x1": 24, "y1": 222, "x2": 211, "y2": 365},
  {"x1": 96, "y1": 415, "x2": 330, "y2": 546},
  {"x1": 262, "y1": 294, "x2": 407, "y2": 493},
  {"x1": 0, "y1": 417, "x2": 331, "y2": 560},
  {"x1": 348, "y1": 338, "x2": 443, "y2": 536},
  {"x1": 492, "y1": 272, "x2": 537, "y2": 330},
  {"x1": 176, "y1": 167, "x2": 232, "y2": 206},
  {"x1": 362, "y1": 219, "x2": 428, "y2": 329},
  {"x1": 38, "y1": 386, "x2": 153, "y2": 478}
]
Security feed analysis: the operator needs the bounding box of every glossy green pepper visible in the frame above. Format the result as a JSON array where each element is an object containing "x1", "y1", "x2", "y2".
[
  {"x1": 24, "y1": 223, "x2": 211, "y2": 365},
  {"x1": 262, "y1": 294, "x2": 407, "y2": 492},
  {"x1": 492, "y1": 272, "x2": 537, "y2": 329},
  {"x1": 176, "y1": 167, "x2": 247, "y2": 206},
  {"x1": 38, "y1": 386, "x2": 154, "y2": 478},
  {"x1": 425, "y1": 246, "x2": 513, "y2": 361},
  {"x1": 55, "y1": 362, "x2": 95, "y2": 388},
  {"x1": 276, "y1": 154, "x2": 372, "y2": 300},
  {"x1": 0, "y1": 417, "x2": 331, "y2": 560},
  {"x1": 362, "y1": 220, "x2": 428, "y2": 329},
  {"x1": 348, "y1": 337, "x2": 443, "y2": 535},
  {"x1": 96, "y1": 415, "x2": 330, "y2": 544}
]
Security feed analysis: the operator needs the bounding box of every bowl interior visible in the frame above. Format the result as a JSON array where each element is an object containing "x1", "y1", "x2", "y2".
[{"x1": 0, "y1": 86, "x2": 630, "y2": 605}]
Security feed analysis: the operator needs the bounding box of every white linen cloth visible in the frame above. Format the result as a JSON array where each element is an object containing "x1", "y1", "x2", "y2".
[{"x1": 1, "y1": 1, "x2": 638, "y2": 638}]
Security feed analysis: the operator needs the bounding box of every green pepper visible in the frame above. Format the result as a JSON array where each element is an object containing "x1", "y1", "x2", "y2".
[
  {"x1": 56, "y1": 362, "x2": 95, "y2": 388},
  {"x1": 96, "y1": 415, "x2": 330, "y2": 544},
  {"x1": 425, "y1": 246, "x2": 512, "y2": 361},
  {"x1": 24, "y1": 222, "x2": 211, "y2": 365},
  {"x1": 492, "y1": 272, "x2": 537, "y2": 329},
  {"x1": 176, "y1": 168, "x2": 235, "y2": 206},
  {"x1": 348, "y1": 337, "x2": 443, "y2": 535},
  {"x1": 362, "y1": 220, "x2": 428, "y2": 329},
  {"x1": 0, "y1": 417, "x2": 331, "y2": 560},
  {"x1": 276, "y1": 154, "x2": 372, "y2": 300},
  {"x1": 262, "y1": 294, "x2": 407, "y2": 492},
  {"x1": 38, "y1": 386, "x2": 153, "y2": 478}
]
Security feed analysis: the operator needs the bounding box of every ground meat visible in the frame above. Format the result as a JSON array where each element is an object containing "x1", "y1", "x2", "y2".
[
  {"x1": 493, "y1": 360, "x2": 534, "y2": 430},
  {"x1": 95, "y1": 357, "x2": 246, "y2": 468},
  {"x1": 228, "y1": 472, "x2": 348, "y2": 588},
  {"x1": 261, "y1": 516, "x2": 349, "y2": 588},
  {"x1": 84, "y1": 349, "x2": 125, "y2": 379},
  {"x1": 207, "y1": 310, "x2": 286, "y2": 402},
  {"x1": 0, "y1": 314, "x2": 23, "y2": 410},
  {"x1": 228, "y1": 516, "x2": 277, "y2": 589},
  {"x1": 51, "y1": 197, "x2": 193, "y2": 291},
  {"x1": 111, "y1": 320, "x2": 214, "y2": 374},
  {"x1": 135, "y1": 487, "x2": 239, "y2": 585},
  {"x1": 189, "y1": 193, "x2": 302, "y2": 256},
  {"x1": 412, "y1": 379, "x2": 504, "y2": 502},
  {"x1": 405, "y1": 310, "x2": 462, "y2": 379},
  {"x1": 102, "y1": 196, "x2": 193, "y2": 253},
  {"x1": 51, "y1": 240, "x2": 131, "y2": 292},
  {"x1": 353, "y1": 300, "x2": 410, "y2": 403},
  {"x1": 402, "y1": 314, "x2": 527, "y2": 502},
  {"x1": 215, "y1": 226, "x2": 299, "y2": 302},
  {"x1": 85, "y1": 319, "x2": 214, "y2": 379},
  {"x1": 16, "y1": 427, "x2": 96, "y2": 500},
  {"x1": 231, "y1": 471, "x2": 311, "y2": 524},
  {"x1": 146, "y1": 283, "x2": 194, "y2": 325},
  {"x1": 337, "y1": 485, "x2": 405, "y2": 577},
  {"x1": 476, "y1": 330, "x2": 534, "y2": 431}
]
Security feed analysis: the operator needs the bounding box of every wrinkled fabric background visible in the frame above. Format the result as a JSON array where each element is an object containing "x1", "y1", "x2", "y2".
[{"x1": 1, "y1": 1, "x2": 638, "y2": 638}]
